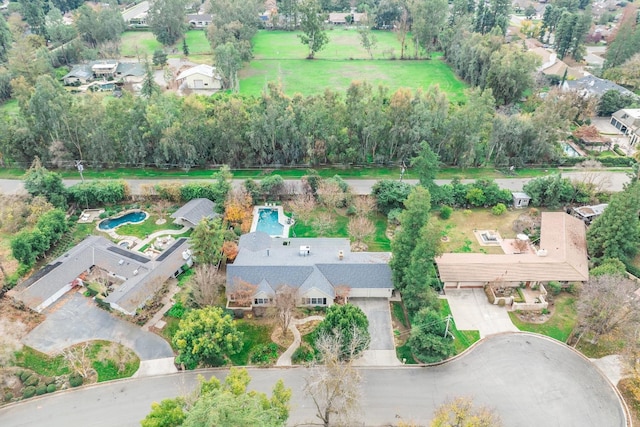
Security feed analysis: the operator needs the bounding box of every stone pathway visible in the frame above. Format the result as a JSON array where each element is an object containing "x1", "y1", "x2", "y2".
[
  {"x1": 276, "y1": 315, "x2": 324, "y2": 366},
  {"x1": 141, "y1": 280, "x2": 181, "y2": 332}
]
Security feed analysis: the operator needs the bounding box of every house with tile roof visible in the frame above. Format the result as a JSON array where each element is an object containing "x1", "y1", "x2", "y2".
[
  {"x1": 226, "y1": 231, "x2": 393, "y2": 308},
  {"x1": 12, "y1": 236, "x2": 192, "y2": 315},
  {"x1": 170, "y1": 198, "x2": 220, "y2": 228},
  {"x1": 436, "y1": 212, "x2": 588, "y2": 288}
]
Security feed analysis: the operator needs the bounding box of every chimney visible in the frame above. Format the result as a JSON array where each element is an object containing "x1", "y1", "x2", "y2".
[{"x1": 338, "y1": 250, "x2": 344, "y2": 260}]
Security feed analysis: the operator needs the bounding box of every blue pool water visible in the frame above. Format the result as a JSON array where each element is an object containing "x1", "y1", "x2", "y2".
[
  {"x1": 99, "y1": 211, "x2": 147, "y2": 230},
  {"x1": 561, "y1": 143, "x2": 581, "y2": 157},
  {"x1": 256, "y1": 208, "x2": 284, "y2": 236}
]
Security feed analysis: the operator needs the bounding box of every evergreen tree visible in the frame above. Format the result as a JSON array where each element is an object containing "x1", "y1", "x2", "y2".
[{"x1": 182, "y1": 38, "x2": 189, "y2": 56}]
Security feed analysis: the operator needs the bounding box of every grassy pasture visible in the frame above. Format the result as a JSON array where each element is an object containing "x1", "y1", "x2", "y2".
[
  {"x1": 241, "y1": 30, "x2": 466, "y2": 100},
  {"x1": 120, "y1": 30, "x2": 211, "y2": 59}
]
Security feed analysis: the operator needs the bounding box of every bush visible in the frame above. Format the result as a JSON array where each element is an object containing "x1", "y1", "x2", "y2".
[
  {"x1": 166, "y1": 301, "x2": 186, "y2": 319},
  {"x1": 4, "y1": 392, "x2": 13, "y2": 402},
  {"x1": 22, "y1": 386, "x2": 36, "y2": 398},
  {"x1": 439, "y1": 206, "x2": 453, "y2": 219},
  {"x1": 292, "y1": 345, "x2": 315, "y2": 364},
  {"x1": 46, "y1": 384, "x2": 57, "y2": 393},
  {"x1": 345, "y1": 205, "x2": 357, "y2": 216},
  {"x1": 492, "y1": 203, "x2": 507, "y2": 216},
  {"x1": 69, "y1": 373, "x2": 83, "y2": 387},
  {"x1": 25, "y1": 375, "x2": 40, "y2": 387},
  {"x1": 35, "y1": 385, "x2": 47, "y2": 395},
  {"x1": 250, "y1": 343, "x2": 279, "y2": 365},
  {"x1": 387, "y1": 208, "x2": 402, "y2": 225},
  {"x1": 19, "y1": 371, "x2": 31, "y2": 382},
  {"x1": 547, "y1": 281, "x2": 562, "y2": 295}
]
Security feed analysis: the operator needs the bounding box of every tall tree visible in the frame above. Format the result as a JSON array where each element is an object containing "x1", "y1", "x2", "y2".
[
  {"x1": 389, "y1": 186, "x2": 432, "y2": 292},
  {"x1": 298, "y1": 0, "x2": 329, "y2": 59},
  {"x1": 431, "y1": 397, "x2": 502, "y2": 427},
  {"x1": 172, "y1": 306, "x2": 243, "y2": 368},
  {"x1": 207, "y1": 0, "x2": 262, "y2": 60},
  {"x1": 189, "y1": 217, "x2": 226, "y2": 265},
  {"x1": 486, "y1": 45, "x2": 539, "y2": 105},
  {"x1": 214, "y1": 42, "x2": 242, "y2": 91},
  {"x1": 45, "y1": 5, "x2": 76, "y2": 48},
  {"x1": 148, "y1": 0, "x2": 189, "y2": 46},
  {"x1": 587, "y1": 181, "x2": 640, "y2": 264},
  {"x1": 0, "y1": 14, "x2": 11, "y2": 63},
  {"x1": 408, "y1": 307, "x2": 455, "y2": 362},
  {"x1": 409, "y1": 0, "x2": 448, "y2": 57},
  {"x1": 18, "y1": 0, "x2": 46, "y2": 36},
  {"x1": 315, "y1": 303, "x2": 370, "y2": 361}
]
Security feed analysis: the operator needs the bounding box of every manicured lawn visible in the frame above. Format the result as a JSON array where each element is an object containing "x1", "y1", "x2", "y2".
[
  {"x1": 391, "y1": 301, "x2": 408, "y2": 328},
  {"x1": 120, "y1": 31, "x2": 163, "y2": 58},
  {"x1": 114, "y1": 214, "x2": 185, "y2": 238},
  {"x1": 252, "y1": 29, "x2": 419, "y2": 60},
  {"x1": 508, "y1": 294, "x2": 577, "y2": 342},
  {"x1": 183, "y1": 30, "x2": 211, "y2": 55},
  {"x1": 240, "y1": 58, "x2": 467, "y2": 101},
  {"x1": 432, "y1": 208, "x2": 531, "y2": 255},
  {"x1": 228, "y1": 320, "x2": 274, "y2": 366}
]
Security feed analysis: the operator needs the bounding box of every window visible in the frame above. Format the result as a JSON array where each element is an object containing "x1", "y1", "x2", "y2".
[
  {"x1": 303, "y1": 297, "x2": 326, "y2": 305},
  {"x1": 254, "y1": 298, "x2": 271, "y2": 305}
]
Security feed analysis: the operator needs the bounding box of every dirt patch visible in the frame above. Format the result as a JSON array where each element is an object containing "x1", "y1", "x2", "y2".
[
  {"x1": 271, "y1": 327, "x2": 294, "y2": 349},
  {"x1": 297, "y1": 320, "x2": 322, "y2": 336},
  {"x1": 0, "y1": 297, "x2": 43, "y2": 333}
]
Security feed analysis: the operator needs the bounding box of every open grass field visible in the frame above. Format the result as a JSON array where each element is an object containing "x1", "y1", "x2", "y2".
[
  {"x1": 120, "y1": 30, "x2": 210, "y2": 59},
  {"x1": 241, "y1": 30, "x2": 466, "y2": 101},
  {"x1": 432, "y1": 208, "x2": 531, "y2": 254}
]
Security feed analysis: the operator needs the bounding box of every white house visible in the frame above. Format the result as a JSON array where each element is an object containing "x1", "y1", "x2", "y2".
[{"x1": 176, "y1": 64, "x2": 222, "y2": 90}]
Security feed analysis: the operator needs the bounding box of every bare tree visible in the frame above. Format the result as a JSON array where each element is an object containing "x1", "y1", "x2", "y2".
[
  {"x1": 188, "y1": 264, "x2": 226, "y2": 308},
  {"x1": 62, "y1": 342, "x2": 95, "y2": 379},
  {"x1": 287, "y1": 194, "x2": 317, "y2": 223},
  {"x1": 430, "y1": 396, "x2": 502, "y2": 427},
  {"x1": 334, "y1": 285, "x2": 351, "y2": 305},
  {"x1": 347, "y1": 216, "x2": 375, "y2": 248},
  {"x1": 274, "y1": 285, "x2": 298, "y2": 337},
  {"x1": 151, "y1": 199, "x2": 173, "y2": 223},
  {"x1": 575, "y1": 275, "x2": 640, "y2": 345},
  {"x1": 230, "y1": 279, "x2": 258, "y2": 308},
  {"x1": 313, "y1": 212, "x2": 336, "y2": 236},
  {"x1": 303, "y1": 328, "x2": 367, "y2": 427},
  {"x1": 317, "y1": 180, "x2": 344, "y2": 209},
  {"x1": 352, "y1": 196, "x2": 376, "y2": 218}
]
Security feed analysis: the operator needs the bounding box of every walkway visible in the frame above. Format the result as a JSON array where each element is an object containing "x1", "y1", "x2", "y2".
[
  {"x1": 0, "y1": 334, "x2": 627, "y2": 427},
  {"x1": 275, "y1": 315, "x2": 324, "y2": 366}
]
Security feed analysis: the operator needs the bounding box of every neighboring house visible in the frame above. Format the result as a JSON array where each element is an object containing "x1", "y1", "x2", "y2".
[
  {"x1": 12, "y1": 236, "x2": 192, "y2": 315},
  {"x1": 436, "y1": 212, "x2": 588, "y2": 288},
  {"x1": 170, "y1": 198, "x2": 220, "y2": 228},
  {"x1": 571, "y1": 203, "x2": 608, "y2": 225},
  {"x1": 186, "y1": 13, "x2": 212, "y2": 28},
  {"x1": 226, "y1": 231, "x2": 393, "y2": 308},
  {"x1": 327, "y1": 12, "x2": 366, "y2": 24},
  {"x1": 610, "y1": 108, "x2": 640, "y2": 147},
  {"x1": 562, "y1": 75, "x2": 637, "y2": 99},
  {"x1": 62, "y1": 61, "x2": 145, "y2": 85},
  {"x1": 529, "y1": 47, "x2": 583, "y2": 80},
  {"x1": 176, "y1": 64, "x2": 222, "y2": 90}
]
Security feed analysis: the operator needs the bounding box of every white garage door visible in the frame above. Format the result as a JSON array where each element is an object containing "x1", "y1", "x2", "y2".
[{"x1": 193, "y1": 79, "x2": 204, "y2": 89}]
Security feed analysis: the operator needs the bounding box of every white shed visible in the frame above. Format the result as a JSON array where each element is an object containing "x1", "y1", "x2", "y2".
[{"x1": 176, "y1": 64, "x2": 222, "y2": 90}]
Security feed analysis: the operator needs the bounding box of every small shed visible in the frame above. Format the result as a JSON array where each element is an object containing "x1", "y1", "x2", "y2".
[{"x1": 512, "y1": 192, "x2": 531, "y2": 209}]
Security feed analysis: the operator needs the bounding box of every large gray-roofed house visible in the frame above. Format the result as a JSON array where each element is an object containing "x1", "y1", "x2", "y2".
[
  {"x1": 13, "y1": 236, "x2": 192, "y2": 315},
  {"x1": 170, "y1": 198, "x2": 219, "y2": 228},
  {"x1": 226, "y1": 232, "x2": 393, "y2": 307},
  {"x1": 562, "y1": 75, "x2": 638, "y2": 99}
]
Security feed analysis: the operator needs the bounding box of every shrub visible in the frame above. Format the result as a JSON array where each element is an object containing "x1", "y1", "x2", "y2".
[
  {"x1": 22, "y1": 386, "x2": 36, "y2": 399},
  {"x1": 439, "y1": 206, "x2": 453, "y2": 219},
  {"x1": 387, "y1": 208, "x2": 402, "y2": 225},
  {"x1": 250, "y1": 343, "x2": 279, "y2": 365},
  {"x1": 19, "y1": 371, "x2": 31, "y2": 382},
  {"x1": 547, "y1": 281, "x2": 562, "y2": 295},
  {"x1": 463, "y1": 209, "x2": 472, "y2": 216},
  {"x1": 292, "y1": 345, "x2": 315, "y2": 364},
  {"x1": 25, "y1": 375, "x2": 40, "y2": 387},
  {"x1": 492, "y1": 203, "x2": 507, "y2": 216},
  {"x1": 4, "y1": 392, "x2": 13, "y2": 402},
  {"x1": 35, "y1": 385, "x2": 47, "y2": 395},
  {"x1": 497, "y1": 299, "x2": 506, "y2": 307},
  {"x1": 46, "y1": 384, "x2": 57, "y2": 393},
  {"x1": 346, "y1": 205, "x2": 357, "y2": 216},
  {"x1": 69, "y1": 373, "x2": 83, "y2": 387},
  {"x1": 166, "y1": 301, "x2": 186, "y2": 319}
]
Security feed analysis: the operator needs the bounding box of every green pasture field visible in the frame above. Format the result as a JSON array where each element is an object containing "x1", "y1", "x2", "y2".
[
  {"x1": 241, "y1": 30, "x2": 466, "y2": 100},
  {"x1": 183, "y1": 30, "x2": 212, "y2": 55},
  {"x1": 120, "y1": 30, "x2": 210, "y2": 59}
]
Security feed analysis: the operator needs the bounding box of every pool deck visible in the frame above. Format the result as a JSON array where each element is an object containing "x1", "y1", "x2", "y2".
[{"x1": 250, "y1": 205, "x2": 292, "y2": 238}]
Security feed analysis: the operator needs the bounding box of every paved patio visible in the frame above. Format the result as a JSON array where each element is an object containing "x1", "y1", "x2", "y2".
[{"x1": 444, "y1": 288, "x2": 519, "y2": 338}]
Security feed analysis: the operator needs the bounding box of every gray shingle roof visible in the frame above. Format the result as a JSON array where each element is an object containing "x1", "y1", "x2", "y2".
[
  {"x1": 226, "y1": 232, "x2": 392, "y2": 300},
  {"x1": 565, "y1": 75, "x2": 637, "y2": 98},
  {"x1": 170, "y1": 198, "x2": 218, "y2": 227}
]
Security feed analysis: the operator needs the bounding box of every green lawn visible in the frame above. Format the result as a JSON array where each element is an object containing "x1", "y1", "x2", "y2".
[
  {"x1": 14, "y1": 347, "x2": 70, "y2": 377},
  {"x1": 228, "y1": 320, "x2": 274, "y2": 366},
  {"x1": 183, "y1": 30, "x2": 211, "y2": 55},
  {"x1": 508, "y1": 294, "x2": 577, "y2": 342},
  {"x1": 240, "y1": 58, "x2": 467, "y2": 101},
  {"x1": 120, "y1": 31, "x2": 163, "y2": 58},
  {"x1": 114, "y1": 214, "x2": 184, "y2": 238},
  {"x1": 252, "y1": 29, "x2": 419, "y2": 60}
]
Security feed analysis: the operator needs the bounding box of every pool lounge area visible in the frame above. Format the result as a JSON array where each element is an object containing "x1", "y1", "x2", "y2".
[{"x1": 250, "y1": 205, "x2": 292, "y2": 238}]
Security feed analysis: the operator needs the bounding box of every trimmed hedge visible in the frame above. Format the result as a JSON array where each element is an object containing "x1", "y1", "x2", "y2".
[{"x1": 22, "y1": 386, "x2": 36, "y2": 398}]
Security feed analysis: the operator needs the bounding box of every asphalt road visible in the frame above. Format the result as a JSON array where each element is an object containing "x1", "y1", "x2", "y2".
[
  {"x1": 0, "y1": 170, "x2": 631, "y2": 196},
  {"x1": 121, "y1": 1, "x2": 149, "y2": 22},
  {"x1": 0, "y1": 334, "x2": 626, "y2": 427}
]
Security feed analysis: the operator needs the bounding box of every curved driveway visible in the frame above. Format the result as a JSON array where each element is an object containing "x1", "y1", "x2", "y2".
[{"x1": 0, "y1": 333, "x2": 626, "y2": 427}]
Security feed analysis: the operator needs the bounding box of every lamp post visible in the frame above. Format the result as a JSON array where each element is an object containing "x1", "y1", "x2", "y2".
[{"x1": 75, "y1": 160, "x2": 84, "y2": 183}]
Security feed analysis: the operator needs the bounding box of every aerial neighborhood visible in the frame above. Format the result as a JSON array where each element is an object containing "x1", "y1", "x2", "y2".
[{"x1": 0, "y1": 0, "x2": 640, "y2": 426}]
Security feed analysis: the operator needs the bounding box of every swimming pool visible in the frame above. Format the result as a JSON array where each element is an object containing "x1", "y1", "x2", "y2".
[
  {"x1": 98, "y1": 211, "x2": 147, "y2": 230},
  {"x1": 561, "y1": 142, "x2": 581, "y2": 157},
  {"x1": 256, "y1": 208, "x2": 284, "y2": 236}
]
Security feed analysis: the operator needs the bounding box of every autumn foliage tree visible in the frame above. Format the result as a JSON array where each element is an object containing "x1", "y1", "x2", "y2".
[
  {"x1": 430, "y1": 397, "x2": 502, "y2": 427},
  {"x1": 224, "y1": 188, "x2": 253, "y2": 233}
]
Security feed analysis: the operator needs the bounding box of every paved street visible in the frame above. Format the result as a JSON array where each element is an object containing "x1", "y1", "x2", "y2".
[
  {"x1": 0, "y1": 333, "x2": 625, "y2": 426},
  {"x1": 121, "y1": 1, "x2": 149, "y2": 22},
  {"x1": 0, "y1": 170, "x2": 631, "y2": 196}
]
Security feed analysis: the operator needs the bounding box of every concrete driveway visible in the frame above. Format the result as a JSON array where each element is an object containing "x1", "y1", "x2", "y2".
[
  {"x1": 444, "y1": 288, "x2": 518, "y2": 338},
  {"x1": 350, "y1": 298, "x2": 401, "y2": 366},
  {"x1": 23, "y1": 292, "x2": 174, "y2": 361}
]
